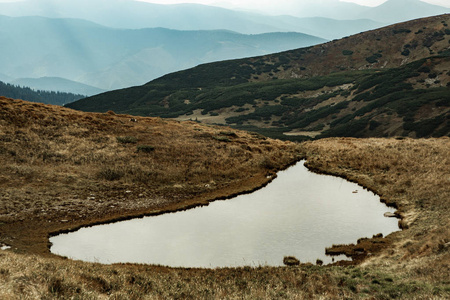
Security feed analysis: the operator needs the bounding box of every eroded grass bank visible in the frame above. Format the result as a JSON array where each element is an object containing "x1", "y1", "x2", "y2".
[{"x1": 0, "y1": 98, "x2": 449, "y2": 299}]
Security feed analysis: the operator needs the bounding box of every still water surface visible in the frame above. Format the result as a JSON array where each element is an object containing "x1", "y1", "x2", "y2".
[{"x1": 50, "y1": 161, "x2": 399, "y2": 268}]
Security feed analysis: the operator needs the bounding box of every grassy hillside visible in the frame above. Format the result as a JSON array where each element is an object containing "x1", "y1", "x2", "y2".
[
  {"x1": 69, "y1": 14, "x2": 450, "y2": 140},
  {"x1": 0, "y1": 98, "x2": 449, "y2": 298},
  {"x1": 0, "y1": 97, "x2": 300, "y2": 255}
]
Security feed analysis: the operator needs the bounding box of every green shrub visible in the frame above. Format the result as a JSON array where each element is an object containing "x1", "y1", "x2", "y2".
[
  {"x1": 401, "y1": 49, "x2": 410, "y2": 56},
  {"x1": 235, "y1": 107, "x2": 248, "y2": 112},
  {"x1": 213, "y1": 136, "x2": 231, "y2": 142},
  {"x1": 342, "y1": 50, "x2": 354, "y2": 56},
  {"x1": 116, "y1": 136, "x2": 138, "y2": 144},
  {"x1": 369, "y1": 120, "x2": 382, "y2": 130},
  {"x1": 365, "y1": 53, "x2": 382, "y2": 64},
  {"x1": 136, "y1": 145, "x2": 155, "y2": 153},
  {"x1": 219, "y1": 131, "x2": 238, "y2": 137},
  {"x1": 418, "y1": 66, "x2": 431, "y2": 73},
  {"x1": 393, "y1": 28, "x2": 411, "y2": 34}
]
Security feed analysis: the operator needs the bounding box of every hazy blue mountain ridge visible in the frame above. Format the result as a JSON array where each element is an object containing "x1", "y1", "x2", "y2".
[
  {"x1": 0, "y1": 15, "x2": 325, "y2": 91},
  {"x1": 1, "y1": 0, "x2": 448, "y2": 99},
  {"x1": 361, "y1": 0, "x2": 450, "y2": 23},
  {"x1": 0, "y1": 0, "x2": 447, "y2": 34},
  {"x1": 0, "y1": 0, "x2": 371, "y2": 34}
]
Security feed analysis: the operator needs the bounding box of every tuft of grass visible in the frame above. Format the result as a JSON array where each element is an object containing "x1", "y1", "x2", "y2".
[
  {"x1": 116, "y1": 136, "x2": 138, "y2": 144},
  {"x1": 97, "y1": 167, "x2": 124, "y2": 181},
  {"x1": 136, "y1": 145, "x2": 155, "y2": 153},
  {"x1": 213, "y1": 136, "x2": 231, "y2": 142}
]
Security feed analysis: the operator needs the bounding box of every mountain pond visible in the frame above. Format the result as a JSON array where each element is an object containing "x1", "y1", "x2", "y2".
[{"x1": 50, "y1": 161, "x2": 399, "y2": 268}]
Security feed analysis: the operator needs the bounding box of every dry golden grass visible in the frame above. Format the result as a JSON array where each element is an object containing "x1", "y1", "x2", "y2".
[
  {"x1": 0, "y1": 97, "x2": 449, "y2": 299},
  {"x1": 0, "y1": 97, "x2": 301, "y2": 254},
  {"x1": 302, "y1": 137, "x2": 450, "y2": 290}
]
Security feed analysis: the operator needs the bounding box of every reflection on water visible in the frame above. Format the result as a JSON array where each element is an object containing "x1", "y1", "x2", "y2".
[{"x1": 50, "y1": 161, "x2": 399, "y2": 268}]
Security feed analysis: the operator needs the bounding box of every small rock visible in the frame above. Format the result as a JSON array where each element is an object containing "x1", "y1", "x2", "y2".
[
  {"x1": 125, "y1": 190, "x2": 132, "y2": 194},
  {"x1": 1, "y1": 245, "x2": 11, "y2": 250},
  {"x1": 352, "y1": 190, "x2": 358, "y2": 193},
  {"x1": 384, "y1": 212, "x2": 397, "y2": 218},
  {"x1": 60, "y1": 220, "x2": 69, "y2": 223}
]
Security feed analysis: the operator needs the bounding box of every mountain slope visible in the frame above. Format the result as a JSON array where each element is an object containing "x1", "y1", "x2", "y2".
[
  {"x1": 68, "y1": 14, "x2": 450, "y2": 139},
  {"x1": 0, "y1": 15, "x2": 325, "y2": 90}
]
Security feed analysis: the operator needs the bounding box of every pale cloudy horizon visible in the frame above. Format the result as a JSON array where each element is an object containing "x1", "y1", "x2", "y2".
[
  {"x1": 0, "y1": 0, "x2": 448, "y2": 8},
  {"x1": 135, "y1": 0, "x2": 450, "y2": 10},
  {"x1": 134, "y1": 0, "x2": 450, "y2": 15}
]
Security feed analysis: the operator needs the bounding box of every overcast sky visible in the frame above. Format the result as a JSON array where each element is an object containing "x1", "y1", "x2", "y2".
[
  {"x1": 0, "y1": 0, "x2": 448, "y2": 10},
  {"x1": 135, "y1": 0, "x2": 450, "y2": 9}
]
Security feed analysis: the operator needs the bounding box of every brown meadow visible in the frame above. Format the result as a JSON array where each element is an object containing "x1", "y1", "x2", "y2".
[{"x1": 0, "y1": 97, "x2": 448, "y2": 299}]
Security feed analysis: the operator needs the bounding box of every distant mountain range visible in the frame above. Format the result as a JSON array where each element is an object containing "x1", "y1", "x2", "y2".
[
  {"x1": 0, "y1": 0, "x2": 373, "y2": 35},
  {"x1": 0, "y1": 0, "x2": 448, "y2": 99},
  {"x1": 270, "y1": 0, "x2": 449, "y2": 23},
  {"x1": 361, "y1": 0, "x2": 449, "y2": 23},
  {"x1": 0, "y1": 0, "x2": 447, "y2": 32},
  {"x1": 68, "y1": 15, "x2": 450, "y2": 139},
  {"x1": 0, "y1": 15, "x2": 325, "y2": 92},
  {"x1": 10, "y1": 77, "x2": 104, "y2": 97}
]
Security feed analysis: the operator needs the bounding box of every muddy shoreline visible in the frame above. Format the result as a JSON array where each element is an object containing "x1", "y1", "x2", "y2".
[
  {"x1": 1, "y1": 162, "x2": 292, "y2": 257},
  {"x1": 1, "y1": 156, "x2": 402, "y2": 267},
  {"x1": 47, "y1": 158, "x2": 402, "y2": 267}
]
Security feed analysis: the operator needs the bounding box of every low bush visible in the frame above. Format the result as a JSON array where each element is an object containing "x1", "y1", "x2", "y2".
[
  {"x1": 366, "y1": 53, "x2": 382, "y2": 64},
  {"x1": 116, "y1": 136, "x2": 138, "y2": 144},
  {"x1": 97, "y1": 167, "x2": 124, "y2": 181},
  {"x1": 393, "y1": 28, "x2": 411, "y2": 34},
  {"x1": 136, "y1": 145, "x2": 155, "y2": 153},
  {"x1": 342, "y1": 50, "x2": 354, "y2": 56}
]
